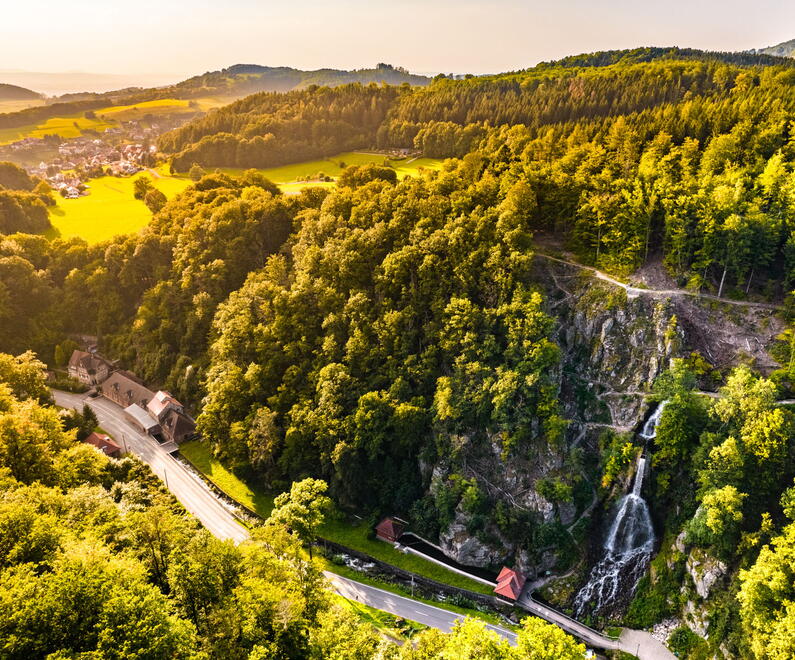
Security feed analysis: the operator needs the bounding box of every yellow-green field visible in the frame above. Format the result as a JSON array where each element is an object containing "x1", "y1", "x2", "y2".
[
  {"x1": 0, "y1": 97, "x2": 234, "y2": 145},
  {"x1": 0, "y1": 113, "x2": 114, "y2": 145},
  {"x1": 46, "y1": 152, "x2": 443, "y2": 244},
  {"x1": 47, "y1": 172, "x2": 191, "y2": 244},
  {"x1": 0, "y1": 99, "x2": 46, "y2": 114},
  {"x1": 96, "y1": 98, "x2": 195, "y2": 122},
  {"x1": 163, "y1": 151, "x2": 444, "y2": 192}
]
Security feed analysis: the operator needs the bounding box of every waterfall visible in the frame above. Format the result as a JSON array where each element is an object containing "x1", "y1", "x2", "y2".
[{"x1": 572, "y1": 401, "x2": 666, "y2": 618}]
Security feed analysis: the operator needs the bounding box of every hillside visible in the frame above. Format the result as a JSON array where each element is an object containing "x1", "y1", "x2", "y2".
[
  {"x1": 5, "y1": 46, "x2": 795, "y2": 659},
  {"x1": 172, "y1": 62, "x2": 430, "y2": 96},
  {"x1": 0, "y1": 82, "x2": 41, "y2": 101},
  {"x1": 755, "y1": 37, "x2": 795, "y2": 58}
]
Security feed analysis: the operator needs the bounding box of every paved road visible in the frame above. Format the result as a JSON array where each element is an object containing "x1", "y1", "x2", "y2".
[
  {"x1": 55, "y1": 389, "x2": 671, "y2": 656},
  {"x1": 53, "y1": 390, "x2": 249, "y2": 543},
  {"x1": 327, "y1": 573, "x2": 517, "y2": 644}
]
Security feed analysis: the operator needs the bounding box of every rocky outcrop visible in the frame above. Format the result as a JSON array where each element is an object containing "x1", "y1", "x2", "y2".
[
  {"x1": 686, "y1": 549, "x2": 727, "y2": 600},
  {"x1": 431, "y1": 261, "x2": 684, "y2": 575}
]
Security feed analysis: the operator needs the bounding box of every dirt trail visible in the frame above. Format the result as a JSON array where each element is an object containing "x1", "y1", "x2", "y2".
[{"x1": 534, "y1": 253, "x2": 783, "y2": 311}]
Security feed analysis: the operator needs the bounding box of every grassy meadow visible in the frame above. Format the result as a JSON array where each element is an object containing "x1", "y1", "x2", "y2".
[
  {"x1": 0, "y1": 113, "x2": 114, "y2": 145},
  {"x1": 44, "y1": 151, "x2": 442, "y2": 243},
  {"x1": 163, "y1": 151, "x2": 444, "y2": 192},
  {"x1": 0, "y1": 99, "x2": 46, "y2": 114},
  {"x1": 46, "y1": 172, "x2": 191, "y2": 244}
]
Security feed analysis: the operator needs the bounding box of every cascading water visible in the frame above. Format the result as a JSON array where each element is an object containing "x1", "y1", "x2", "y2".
[{"x1": 573, "y1": 401, "x2": 666, "y2": 618}]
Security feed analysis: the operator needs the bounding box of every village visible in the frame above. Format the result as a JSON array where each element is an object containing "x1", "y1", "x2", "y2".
[{"x1": 0, "y1": 115, "x2": 187, "y2": 198}]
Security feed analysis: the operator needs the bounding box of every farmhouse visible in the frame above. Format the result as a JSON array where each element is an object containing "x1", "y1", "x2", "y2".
[
  {"x1": 101, "y1": 371, "x2": 155, "y2": 409},
  {"x1": 494, "y1": 566, "x2": 526, "y2": 601},
  {"x1": 67, "y1": 350, "x2": 111, "y2": 385},
  {"x1": 84, "y1": 431, "x2": 122, "y2": 458},
  {"x1": 147, "y1": 390, "x2": 196, "y2": 444}
]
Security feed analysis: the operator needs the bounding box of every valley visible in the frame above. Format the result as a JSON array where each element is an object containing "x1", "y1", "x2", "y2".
[{"x1": 3, "y1": 35, "x2": 795, "y2": 660}]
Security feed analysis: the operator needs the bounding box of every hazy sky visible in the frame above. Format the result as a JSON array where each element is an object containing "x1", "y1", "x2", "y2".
[{"x1": 2, "y1": 0, "x2": 795, "y2": 83}]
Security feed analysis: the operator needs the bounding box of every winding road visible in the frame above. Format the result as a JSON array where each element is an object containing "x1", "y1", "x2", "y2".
[{"x1": 53, "y1": 390, "x2": 520, "y2": 643}]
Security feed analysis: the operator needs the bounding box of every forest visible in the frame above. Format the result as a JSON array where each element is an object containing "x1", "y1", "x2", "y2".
[
  {"x1": 3, "y1": 47, "x2": 795, "y2": 657},
  {"x1": 0, "y1": 353, "x2": 583, "y2": 658}
]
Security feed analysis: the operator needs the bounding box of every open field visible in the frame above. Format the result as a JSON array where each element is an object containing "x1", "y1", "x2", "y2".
[
  {"x1": 177, "y1": 438, "x2": 494, "y2": 596},
  {"x1": 163, "y1": 151, "x2": 444, "y2": 192},
  {"x1": 96, "y1": 98, "x2": 196, "y2": 122},
  {"x1": 0, "y1": 113, "x2": 114, "y2": 145},
  {"x1": 0, "y1": 99, "x2": 46, "y2": 114},
  {"x1": 46, "y1": 172, "x2": 191, "y2": 243}
]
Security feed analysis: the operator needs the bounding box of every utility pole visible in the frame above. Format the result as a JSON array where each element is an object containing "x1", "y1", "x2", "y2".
[
  {"x1": 121, "y1": 434, "x2": 128, "y2": 455},
  {"x1": 164, "y1": 467, "x2": 169, "y2": 490}
]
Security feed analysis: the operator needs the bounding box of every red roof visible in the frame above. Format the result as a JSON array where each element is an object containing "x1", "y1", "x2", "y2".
[
  {"x1": 494, "y1": 566, "x2": 526, "y2": 600},
  {"x1": 84, "y1": 431, "x2": 122, "y2": 456},
  {"x1": 375, "y1": 517, "x2": 405, "y2": 542}
]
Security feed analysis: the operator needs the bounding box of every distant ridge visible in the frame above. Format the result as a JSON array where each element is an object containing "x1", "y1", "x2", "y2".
[
  {"x1": 171, "y1": 62, "x2": 430, "y2": 97},
  {"x1": 754, "y1": 38, "x2": 795, "y2": 58},
  {"x1": 0, "y1": 83, "x2": 42, "y2": 101}
]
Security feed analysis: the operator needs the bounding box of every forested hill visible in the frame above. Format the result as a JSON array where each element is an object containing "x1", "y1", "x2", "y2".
[
  {"x1": 172, "y1": 62, "x2": 430, "y2": 96},
  {"x1": 0, "y1": 83, "x2": 42, "y2": 101}
]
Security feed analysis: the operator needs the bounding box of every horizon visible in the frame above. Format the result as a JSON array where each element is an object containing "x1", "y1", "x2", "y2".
[{"x1": 2, "y1": 0, "x2": 795, "y2": 94}]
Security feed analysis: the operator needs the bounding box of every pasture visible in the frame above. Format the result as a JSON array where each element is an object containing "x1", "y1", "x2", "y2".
[
  {"x1": 168, "y1": 151, "x2": 444, "y2": 191},
  {"x1": 0, "y1": 99, "x2": 46, "y2": 114},
  {"x1": 46, "y1": 172, "x2": 191, "y2": 244},
  {"x1": 96, "y1": 98, "x2": 197, "y2": 122},
  {"x1": 0, "y1": 113, "x2": 113, "y2": 145}
]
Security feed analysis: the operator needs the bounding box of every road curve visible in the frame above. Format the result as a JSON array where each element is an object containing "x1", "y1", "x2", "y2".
[
  {"x1": 52, "y1": 389, "x2": 249, "y2": 543},
  {"x1": 327, "y1": 573, "x2": 517, "y2": 644},
  {"x1": 53, "y1": 389, "x2": 671, "y2": 656}
]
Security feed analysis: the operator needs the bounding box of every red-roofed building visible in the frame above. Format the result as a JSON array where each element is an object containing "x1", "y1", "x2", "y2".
[
  {"x1": 84, "y1": 431, "x2": 122, "y2": 458},
  {"x1": 375, "y1": 517, "x2": 405, "y2": 543},
  {"x1": 494, "y1": 566, "x2": 526, "y2": 600}
]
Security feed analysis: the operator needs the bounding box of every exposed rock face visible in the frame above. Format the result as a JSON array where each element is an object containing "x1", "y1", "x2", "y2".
[
  {"x1": 686, "y1": 549, "x2": 727, "y2": 600},
  {"x1": 439, "y1": 509, "x2": 509, "y2": 567},
  {"x1": 683, "y1": 599, "x2": 710, "y2": 638},
  {"x1": 432, "y1": 260, "x2": 684, "y2": 575}
]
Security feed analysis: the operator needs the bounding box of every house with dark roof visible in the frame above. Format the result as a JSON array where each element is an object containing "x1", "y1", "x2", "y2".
[
  {"x1": 84, "y1": 431, "x2": 122, "y2": 458},
  {"x1": 67, "y1": 350, "x2": 111, "y2": 385},
  {"x1": 101, "y1": 372, "x2": 155, "y2": 410},
  {"x1": 494, "y1": 566, "x2": 526, "y2": 601},
  {"x1": 147, "y1": 391, "x2": 196, "y2": 444},
  {"x1": 375, "y1": 517, "x2": 405, "y2": 543}
]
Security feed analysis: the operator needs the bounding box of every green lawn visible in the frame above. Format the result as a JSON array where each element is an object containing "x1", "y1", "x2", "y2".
[
  {"x1": 46, "y1": 172, "x2": 191, "y2": 244},
  {"x1": 0, "y1": 113, "x2": 115, "y2": 145},
  {"x1": 178, "y1": 438, "x2": 494, "y2": 595},
  {"x1": 179, "y1": 440, "x2": 275, "y2": 517}
]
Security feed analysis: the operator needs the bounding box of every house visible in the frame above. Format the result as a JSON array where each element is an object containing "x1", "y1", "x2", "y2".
[
  {"x1": 84, "y1": 431, "x2": 122, "y2": 458},
  {"x1": 101, "y1": 372, "x2": 155, "y2": 409},
  {"x1": 147, "y1": 391, "x2": 196, "y2": 444},
  {"x1": 494, "y1": 566, "x2": 526, "y2": 601},
  {"x1": 375, "y1": 517, "x2": 405, "y2": 543},
  {"x1": 67, "y1": 350, "x2": 111, "y2": 385}
]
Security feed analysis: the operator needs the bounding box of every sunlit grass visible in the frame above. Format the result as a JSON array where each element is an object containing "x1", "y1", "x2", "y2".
[{"x1": 46, "y1": 172, "x2": 191, "y2": 244}]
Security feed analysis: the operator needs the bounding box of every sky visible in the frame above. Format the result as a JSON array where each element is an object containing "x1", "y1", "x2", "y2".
[{"x1": 2, "y1": 0, "x2": 795, "y2": 92}]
